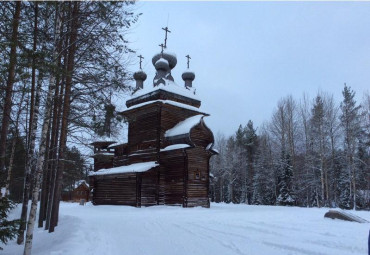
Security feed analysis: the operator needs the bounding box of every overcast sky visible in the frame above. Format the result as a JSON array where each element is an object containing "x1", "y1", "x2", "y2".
[{"x1": 125, "y1": 1, "x2": 370, "y2": 137}]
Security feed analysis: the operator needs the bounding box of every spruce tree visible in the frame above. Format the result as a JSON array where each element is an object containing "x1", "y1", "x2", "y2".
[
  {"x1": 0, "y1": 197, "x2": 19, "y2": 250},
  {"x1": 277, "y1": 152, "x2": 295, "y2": 206},
  {"x1": 340, "y1": 84, "x2": 362, "y2": 209}
]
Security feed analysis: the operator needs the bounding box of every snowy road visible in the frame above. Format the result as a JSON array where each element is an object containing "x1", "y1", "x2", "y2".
[{"x1": 4, "y1": 203, "x2": 370, "y2": 255}]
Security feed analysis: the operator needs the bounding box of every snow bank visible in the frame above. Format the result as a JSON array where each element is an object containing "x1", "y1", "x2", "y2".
[
  {"x1": 3, "y1": 203, "x2": 369, "y2": 255},
  {"x1": 165, "y1": 115, "x2": 204, "y2": 137},
  {"x1": 89, "y1": 161, "x2": 159, "y2": 176}
]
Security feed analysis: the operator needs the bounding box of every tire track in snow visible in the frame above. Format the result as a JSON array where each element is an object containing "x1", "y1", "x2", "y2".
[
  {"x1": 171, "y1": 222, "x2": 248, "y2": 255},
  {"x1": 263, "y1": 241, "x2": 328, "y2": 255},
  {"x1": 213, "y1": 220, "x2": 288, "y2": 237},
  {"x1": 306, "y1": 239, "x2": 366, "y2": 254}
]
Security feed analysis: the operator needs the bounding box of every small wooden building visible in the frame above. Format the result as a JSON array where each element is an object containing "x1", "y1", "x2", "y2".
[
  {"x1": 89, "y1": 50, "x2": 217, "y2": 207},
  {"x1": 62, "y1": 180, "x2": 90, "y2": 202}
]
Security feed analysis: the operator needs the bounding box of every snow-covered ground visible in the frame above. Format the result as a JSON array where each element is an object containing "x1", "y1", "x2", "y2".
[{"x1": 4, "y1": 203, "x2": 370, "y2": 255}]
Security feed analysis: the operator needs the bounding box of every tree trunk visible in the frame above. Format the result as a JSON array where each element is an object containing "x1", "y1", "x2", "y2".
[
  {"x1": 49, "y1": 1, "x2": 79, "y2": 233},
  {"x1": 44, "y1": 71, "x2": 63, "y2": 230},
  {"x1": 44, "y1": 2, "x2": 68, "y2": 230},
  {"x1": 28, "y1": 2, "x2": 38, "y2": 150},
  {"x1": 0, "y1": 1, "x2": 21, "y2": 176},
  {"x1": 38, "y1": 112, "x2": 50, "y2": 228},
  {"x1": 5, "y1": 81, "x2": 27, "y2": 197},
  {"x1": 5, "y1": 135, "x2": 17, "y2": 197}
]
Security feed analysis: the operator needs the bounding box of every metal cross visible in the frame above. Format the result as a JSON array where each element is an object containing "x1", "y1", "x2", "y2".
[
  {"x1": 185, "y1": 55, "x2": 191, "y2": 69},
  {"x1": 162, "y1": 26, "x2": 171, "y2": 48},
  {"x1": 159, "y1": 43, "x2": 165, "y2": 54},
  {"x1": 138, "y1": 55, "x2": 144, "y2": 69}
]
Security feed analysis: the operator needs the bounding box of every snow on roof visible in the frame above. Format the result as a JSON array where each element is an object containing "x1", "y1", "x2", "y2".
[
  {"x1": 160, "y1": 144, "x2": 191, "y2": 152},
  {"x1": 91, "y1": 152, "x2": 115, "y2": 157},
  {"x1": 165, "y1": 115, "x2": 204, "y2": 138},
  {"x1": 129, "y1": 79, "x2": 199, "y2": 101},
  {"x1": 211, "y1": 148, "x2": 219, "y2": 154},
  {"x1": 122, "y1": 100, "x2": 208, "y2": 115},
  {"x1": 74, "y1": 180, "x2": 89, "y2": 188},
  {"x1": 91, "y1": 135, "x2": 117, "y2": 143},
  {"x1": 156, "y1": 57, "x2": 169, "y2": 65},
  {"x1": 183, "y1": 69, "x2": 194, "y2": 73},
  {"x1": 89, "y1": 161, "x2": 159, "y2": 176},
  {"x1": 107, "y1": 142, "x2": 127, "y2": 149}
]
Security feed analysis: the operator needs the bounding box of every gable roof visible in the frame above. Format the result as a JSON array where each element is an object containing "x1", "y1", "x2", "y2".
[{"x1": 165, "y1": 115, "x2": 205, "y2": 138}]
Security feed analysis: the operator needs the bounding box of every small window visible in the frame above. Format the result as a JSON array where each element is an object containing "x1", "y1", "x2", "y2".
[{"x1": 194, "y1": 170, "x2": 200, "y2": 180}]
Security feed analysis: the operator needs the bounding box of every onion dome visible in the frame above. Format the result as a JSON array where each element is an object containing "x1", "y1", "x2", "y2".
[
  {"x1": 155, "y1": 57, "x2": 170, "y2": 71},
  {"x1": 133, "y1": 69, "x2": 147, "y2": 90},
  {"x1": 152, "y1": 51, "x2": 177, "y2": 70},
  {"x1": 133, "y1": 70, "x2": 147, "y2": 81},
  {"x1": 182, "y1": 70, "x2": 195, "y2": 81},
  {"x1": 182, "y1": 69, "x2": 195, "y2": 88}
]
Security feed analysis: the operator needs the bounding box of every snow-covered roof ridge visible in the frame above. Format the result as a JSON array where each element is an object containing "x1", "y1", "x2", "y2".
[
  {"x1": 89, "y1": 161, "x2": 159, "y2": 176},
  {"x1": 121, "y1": 99, "x2": 209, "y2": 115},
  {"x1": 129, "y1": 79, "x2": 199, "y2": 102},
  {"x1": 165, "y1": 115, "x2": 205, "y2": 138}
]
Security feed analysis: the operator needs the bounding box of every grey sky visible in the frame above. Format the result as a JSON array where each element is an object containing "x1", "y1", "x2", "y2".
[{"x1": 126, "y1": 1, "x2": 370, "y2": 136}]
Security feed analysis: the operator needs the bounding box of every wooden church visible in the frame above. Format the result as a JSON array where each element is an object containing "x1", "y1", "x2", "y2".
[{"x1": 89, "y1": 30, "x2": 217, "y2": 207}]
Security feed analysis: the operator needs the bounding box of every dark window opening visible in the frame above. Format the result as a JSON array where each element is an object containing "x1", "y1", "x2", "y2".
[{"x1": 195, "y1": 170, "x2": 200, "y2": 180}]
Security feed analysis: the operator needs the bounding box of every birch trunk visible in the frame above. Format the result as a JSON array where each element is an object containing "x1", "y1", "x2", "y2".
[
  {"x1": 16, "y1": 3, "x2": 39, "y2": 243},
  {"x1": 23, "y1": 77, "x2": 55, "y2": 255},
  {"x1": 23, "y1": 4, "x2": 62, "y2": 254}
]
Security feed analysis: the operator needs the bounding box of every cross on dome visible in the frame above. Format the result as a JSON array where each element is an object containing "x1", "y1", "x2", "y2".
[
  {"x1": 159, "y1": 43, "x2": 165, "y2": 54},
  {"x1": 138, "y1": 55, "x2": 144, "y2": 70},
  {"x1": 186, "y1": 55, "x2": 191, "y2": 69},
  {"x1": 162, "y1": 26, "x2": 171, "y2": 48}
]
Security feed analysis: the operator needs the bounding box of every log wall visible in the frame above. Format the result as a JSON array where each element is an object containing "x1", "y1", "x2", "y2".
[
  {"x1": 92, "y1": 174, "x2": 137, "y2": 206},
  {"x1": 186, "y1": 147, "x2": 210, "y2": 208},
  {"x1": 127, "y1": 106, "x2": 160, "y2": 154},
  {"x1": 160, "y1": 150, "x2": 186, "y2": 206},
  {"x1": 140, "y1": 169, "x2": 158, "y2": 206}
]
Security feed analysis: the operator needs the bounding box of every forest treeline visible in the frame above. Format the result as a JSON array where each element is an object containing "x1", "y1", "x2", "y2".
[
  {"x1": 210, "y1": 86, "x2": 370, "y2": 210},
  {"x1": 0, "y1": 1, "x2": 138, "y2": 254}
]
